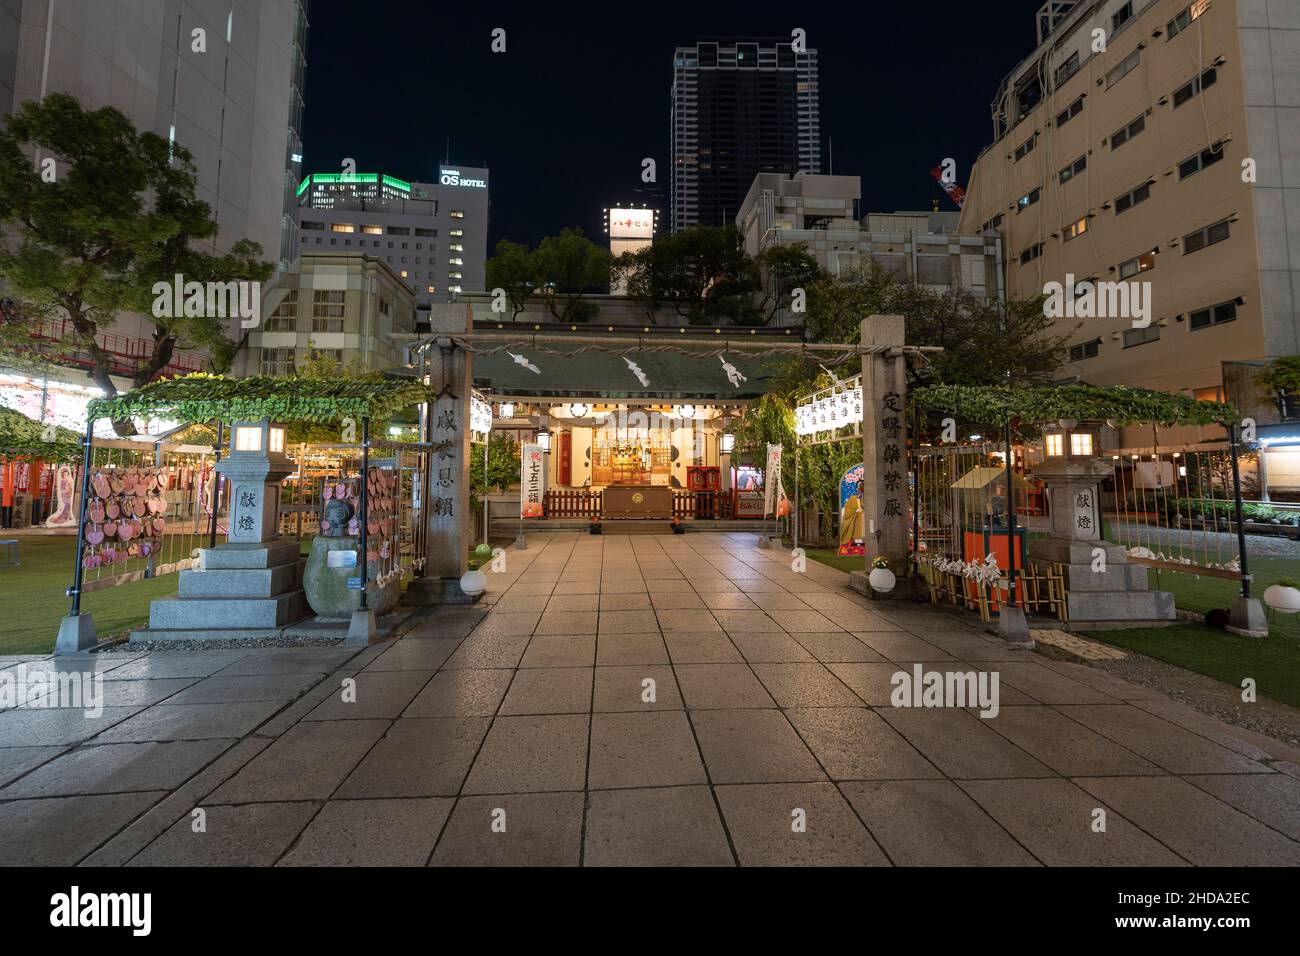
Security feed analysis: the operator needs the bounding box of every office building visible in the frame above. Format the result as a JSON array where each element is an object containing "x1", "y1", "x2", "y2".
[
  {"x1": 958, "y1": 0, "x2": 1300, "y2": 403},
  {"x1": 737, "y1": 171, "x2": 1004, "y2": 323},
  {"x1": 295, "y1": 165, "x2": 489, "y2": 313},
  {"x1": 248, "y1": 252, "x2": 416, "y2": 376},
  {"x1": 670, "y1": 38, "x2": 821, "y2": 232}
]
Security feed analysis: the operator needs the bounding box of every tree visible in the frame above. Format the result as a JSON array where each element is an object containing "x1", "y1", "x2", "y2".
[
  {"x1": 532, "y1": 227, "x2": 610, "y2": 323},
  {"x1": 0, "y1": 94, "x2": 272, "y2": 434},
  {"x1": 470, "y1": 431, "x2": 520, "y2": 512},
  {"x1": 484, "y1": 239, "x2": 536, "y2": 320},
  {"x1": 803, "y1": 262, "x2": 1073, "y2": 391},
  {"x1": 619, "y1": 225, "x2": 773, "y2": 326},
  {"x1": 754, "y1": 242, "x2": 825, "y2": 323}
]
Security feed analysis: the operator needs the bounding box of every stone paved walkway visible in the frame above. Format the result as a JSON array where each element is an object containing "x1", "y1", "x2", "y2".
[{"x1": 2, "y1": 531, "x2": 1299, "y2": 866}]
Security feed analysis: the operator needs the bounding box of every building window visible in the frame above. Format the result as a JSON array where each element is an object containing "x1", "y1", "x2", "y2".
[
  {"x1": 1073, "y1": 277, "x2": 1097, "y2": 299},
  {"x1": 1020, "y1": 243, "x2": 1044, "y2": 265},
  {"x1": 1114, "y1": 183, "x2": 1151, "y2": 214},
  {"x1": 1123, "y1": 325, "x2": 1161, "y2": 348},
  {"x1": 426, "y1": 285, "x2": 435, "y2": 293},
  {"x1": 448, "y1": 243, "x2": 464, "y2": 252},
  {"x1": 448, "y1": 286, "x2": 462, "y2": 293},
  {"x1": 264, "y1": 289, "x2": 299, "y2": 331},
  {"x1": 387, "y1": 226, "x2": 410, "y2": 235},
  {"x1": 1059, "y1": 155, "x2": 1087, "y2": 184},
  {"x1": 980, "y1": 214, "x2": 1003, "y2": 232},
  {"x1": 310, "y1": 290, "x2": 345, "y2": 333},
  {"x1": 448, "y1": 257, "x2": 463, "y2": 265},
  {"x1": 448, "y1": 229, "x2": 463, "y2": 237},
  {"x1": 362, "y1": 225, "x2": 383, "y2": 235},
  {"x1": 259, "y1": 347, "x2": 296, "y2": 376},
  {"x1": 1183, "y1": 218, "x2": 1231, "y2": 254},
  {"x1": 1168, "y1": 0, "x2": 1208, "y2": 40},
  {"x1": 1194, "y1": 385, "x2": 1224, "y2": 402},
  {"x1": 1106, "y1": 49, "x2": 1141, "y2": 88},
  {"x1": 415, "y1": 227, "x2": 437, "y2": 237},
  {"x1": 1069, "y1": 339, "x2": 1100, "y2": 361},
  {"x1": 1178, "y1": 142, "x2": 1226, "y2": 179},
  {"x1": 1054, "y1": 52, "x2": 1080, "y2": 87},
  {"x1": 1118, "y1": 252, "x2": 1156, "y2": 278},
  {"x1": 1017, "y1": 187, "x2": 1042, "y2": 212},
  {"x1": 1063, "y1": 216, "x2": 1088, "y2": 241},
  {"x1": 1055, "y1": 96, "x2": 1083, "y2": 127},
  {"x1": 330, "y1": 223, "x2": 354, "y2": 233},
  {"x1": 1110, "y1": 114, "x2": 1145, "y2": 149},
  {"x1": 1173, "y1": 67, "x2": 1217, "y2": 108},
  {"x1": 449, "y1": 210, "x2": 465, "y2": 219},
  {"x1": 448, "y1": 271, "x2": 463, "y2": 279},
  {"x1": 1189, "y1": 299, "x2": 1237, "y2": 330},
  {"x1": 1112, "y1": 1, "x2": 1134, "y2": 32},
  {"x1": 400, "y1": 270, "x2": 408, "y2": 278},
  {"x1": 301, "y1": 220, "x2": 324, "y2": 231}
]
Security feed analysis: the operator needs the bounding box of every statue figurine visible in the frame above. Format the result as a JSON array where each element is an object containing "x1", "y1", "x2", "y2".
[{"x1": 322, "y1": 497, "x2": 353, "y2": 537}]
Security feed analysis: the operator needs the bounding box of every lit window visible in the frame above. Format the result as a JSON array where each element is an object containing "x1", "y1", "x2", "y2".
[
  {"x1": 400, "y1": 270, "x2": 408, "y2": 278},
  {"x1": 330, "y1": 223, "x2": 355, "y2": 233},
  {"x1": 1045, "y1": 434, "x2": 1065, "y2": 456},
  {"x1": 1168, "y1": 1, "x2": 1208, "y2": 40},
  {"x1": 1063, "y1": 217, "x2": 1088, "y2": 241},
  {"x1": 1118, "y1": 252, "x2": 1156, "y2": 278},
  {"x1": 449, "y1": 210, "x2": 465, "y2": 219},
  {"x1": 448, "y1": 257, "x2": 463, "y2": 265},
  {"x1": 362, "y1": 225, "x2": 383, "y2": 235},
  {"x1": 234, "y1": 426, "x2": 263, "y2": 451},
  {"x1": 1070, "y1": 433, "x2": 1094, "y2": 456}
]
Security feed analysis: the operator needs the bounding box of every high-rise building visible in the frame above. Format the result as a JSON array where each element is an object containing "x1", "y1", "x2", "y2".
[
  {"x1": 2, "y1": 0, "x2": 309, "y2": 277},
  {"x1": 294, "y1": 165, "x2": 489, "y2": 315},
  {"x1": 959, "y1": 0, "x2": 1300, "y2": 403},
  {"x1": 670, "y1": 38, "x2": 821, "y2": 232}
]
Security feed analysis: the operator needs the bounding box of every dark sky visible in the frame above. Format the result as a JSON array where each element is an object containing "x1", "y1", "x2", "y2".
[{"x1": 301, "y1": 0, "x2": 1046, "y2": 250}]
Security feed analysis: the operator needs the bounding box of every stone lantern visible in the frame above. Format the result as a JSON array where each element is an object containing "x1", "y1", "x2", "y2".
[
  {"x1": 1027, "y1": 419, "x2": 1174, "y2": 626},
  {"x1": 135, "y1": 417, "x2": 308, "y2": 640}
]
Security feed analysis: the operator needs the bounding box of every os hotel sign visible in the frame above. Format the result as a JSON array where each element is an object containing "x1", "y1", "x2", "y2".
[{"x1": 439, "y1": 166, "x2": 487, "y2": 188}]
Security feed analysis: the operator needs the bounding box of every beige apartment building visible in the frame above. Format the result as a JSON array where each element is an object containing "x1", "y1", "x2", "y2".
[
  {"x1": 246, "y1": 253, "x2": 416, "y2": 376},
  {"x1": 959, "y1": 0, "x2": 1299, "y2": 403}
]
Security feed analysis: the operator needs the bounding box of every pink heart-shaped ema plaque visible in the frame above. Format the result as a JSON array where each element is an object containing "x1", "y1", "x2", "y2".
[{"x1": 86, "y1": 525, "x2": 105, "y2": 546}]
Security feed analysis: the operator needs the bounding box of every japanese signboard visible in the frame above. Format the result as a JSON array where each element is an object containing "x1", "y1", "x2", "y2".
[{"x1": 521, "y1": 443, "x2": 546, "y2": 518}]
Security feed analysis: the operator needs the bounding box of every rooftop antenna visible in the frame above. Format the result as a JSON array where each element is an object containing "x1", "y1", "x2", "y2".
[
  {"x1": 445, "y1": 138, "x2": 450, "y2": 165},
  {"x1": 829, "y1": 136, "x2": 833, "y2": 175}
]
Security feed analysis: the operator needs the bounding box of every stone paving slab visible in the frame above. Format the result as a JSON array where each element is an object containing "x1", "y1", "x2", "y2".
[{"x1": 3, "y1": 531, "x2": 1298, "y2": 866}]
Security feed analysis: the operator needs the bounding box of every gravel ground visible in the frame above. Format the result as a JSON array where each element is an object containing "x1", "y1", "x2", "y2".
[
  {"x1": 101, "y1": 635, "x2": 345, "y2": 652},
  {"x1": 1035, "y1": 642, "x2": 1300, "y2": 750},
  {"x1": 1112, "y1": 526, "x2": 1299, "y2": 560}
]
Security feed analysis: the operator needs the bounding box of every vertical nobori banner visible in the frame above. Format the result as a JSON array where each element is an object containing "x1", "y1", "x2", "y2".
[
  {"x1": 521, "y1": 444, "x2": 545, "y2": 518},
  {"x1": 763, "y1": 443, "x2": 783, "y2": 516}
]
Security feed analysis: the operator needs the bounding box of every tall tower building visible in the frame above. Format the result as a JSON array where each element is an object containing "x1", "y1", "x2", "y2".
[{"x1": 670, "y1": 38, "x2": 821, "y2": 232}]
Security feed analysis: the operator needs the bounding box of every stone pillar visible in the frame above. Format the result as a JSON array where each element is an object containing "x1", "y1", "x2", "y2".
[
  {"x1": 850, "y1": 315, "x2": 918, "y2": 599},
  {"x1": 1028, "y1": 442, "x2": 1175, "y2": 627},
  {"x1": 406, "y1": 304, "x2": 478, "y2": 605}
]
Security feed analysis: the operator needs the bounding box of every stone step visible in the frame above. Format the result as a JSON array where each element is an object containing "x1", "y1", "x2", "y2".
[
  {"x1": 148, "y1": 589, "x2": 310, "y2": 630},
  {"x1": 129, "y1": 626, "x2": 289, "y2": 643},
  {"x1": 1066, "y1": 588, "x2": 1175, "y2": 622},
  {"x1": 201, "y1": 540, "x2": 303, "y2": 570},
  {"x1": 178, "y1": 560, "x2": 304, "y2": 598}
]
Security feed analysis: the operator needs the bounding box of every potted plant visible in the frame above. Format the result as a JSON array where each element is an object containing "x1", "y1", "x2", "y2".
[
  {"x1": 460, "y1": 557, "x2": 487, "y2": 597},
  {"x1": 1263, "y1": 577, "x2": 1300, "y2": 615},
  {"x1": 868, "y1": 555, "x2": 896, "y2": 593},
  {"x1": 589, "y1": 514, "x2": 602, "y2": 535}
]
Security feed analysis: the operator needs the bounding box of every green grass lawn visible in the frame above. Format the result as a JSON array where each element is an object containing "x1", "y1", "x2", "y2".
[
  {"x1": 799, "y1": 546, "x2": 867, "y2": 575},
  {"x1": 1083, "y1": 556, "x2": 1300, "y2": 708},
  {"x1": 0, "y1": 534, "x2": 311, "y2": 656},
  {"x1": 1084, "y1": 623, "x2": 1300, "y2": 709},
  {"x1": 1145, "y1": 556, "x2": 1300, "y2": 642}
]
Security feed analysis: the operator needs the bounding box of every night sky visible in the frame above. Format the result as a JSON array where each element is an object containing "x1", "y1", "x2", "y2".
[{"x1": 301, "y1": 0, "x2": 1047, "y2": 250}]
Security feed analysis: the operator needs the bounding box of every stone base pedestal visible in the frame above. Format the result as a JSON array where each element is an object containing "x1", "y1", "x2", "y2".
[
  {"x1": 404, "y1": 576, "x2": 483, "y2": 606},
  {"x1": 1029, "y1": 538, "x2": 1175, "y2": 627},
  {"x1": 995, "y1": 605, "x2": 1034, "y2": 648},
  {"x1": 54, "y1": 613, "x2": 97, "y2": 655},
  {"x1": 1226, "y1": 596, "x2": 1269, "y2": 638},
  {"x1": 131, "y1": 541, "x2": 309, "y2": 642},
  {"x1": 346, "y1": 608, "x2": 379, "y2": 645}
]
